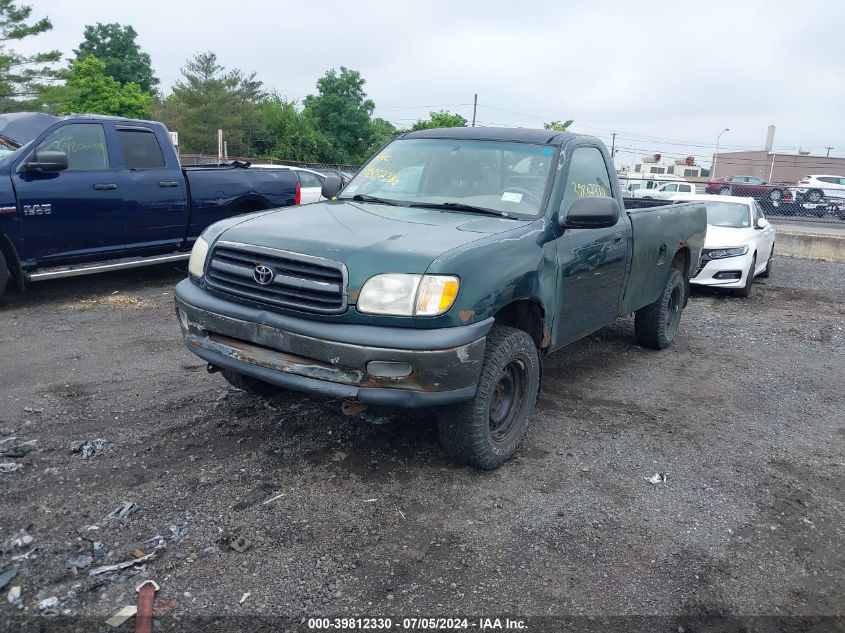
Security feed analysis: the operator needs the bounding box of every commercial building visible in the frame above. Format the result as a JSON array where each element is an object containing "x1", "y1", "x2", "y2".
[{"x1": 711, "y1": 151, "x2": 845, "y2": 183}]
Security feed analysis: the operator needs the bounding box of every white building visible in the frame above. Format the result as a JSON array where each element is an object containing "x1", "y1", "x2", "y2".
[{"x1": 617, "y1": 154, "x2": 704, "y2": 179}]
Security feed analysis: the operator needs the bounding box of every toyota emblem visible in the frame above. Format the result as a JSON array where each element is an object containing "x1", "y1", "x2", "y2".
[{"x1": 253, "y1": 264, "x2": 273, "y2": 285}]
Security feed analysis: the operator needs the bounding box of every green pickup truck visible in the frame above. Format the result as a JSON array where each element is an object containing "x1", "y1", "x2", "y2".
[{"x1": 175, "y1": 127, "x2": 706, "y2": 469}]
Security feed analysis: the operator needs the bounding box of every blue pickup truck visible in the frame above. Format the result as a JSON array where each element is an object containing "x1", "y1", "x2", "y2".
[{"x1": 0, "y1": 112, "x2": 300, "y2": 299}]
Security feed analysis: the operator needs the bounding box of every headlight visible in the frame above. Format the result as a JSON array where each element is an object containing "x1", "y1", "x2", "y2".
[
  {"x1": 188, "y1": 237, "x2": 209, "y2": 278},
  {"x1": 707, "y1": 246, "x2": 748, "y2": 259},
  {"x1": 357, "y1": 274, "x2": 460, "y2": 316}
]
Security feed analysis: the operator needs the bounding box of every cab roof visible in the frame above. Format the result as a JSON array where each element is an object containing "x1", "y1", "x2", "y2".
[
  {"x1": 400, "y1": 126, "x2": 581, "y2": 146},
  {"x1": 0, "y1": 112, "x2": 163, "y2": 147}
]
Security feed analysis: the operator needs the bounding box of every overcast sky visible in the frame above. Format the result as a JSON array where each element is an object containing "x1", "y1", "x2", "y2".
[{"x1": 15, "y1": 0, "x2": 845, "y2": 166}]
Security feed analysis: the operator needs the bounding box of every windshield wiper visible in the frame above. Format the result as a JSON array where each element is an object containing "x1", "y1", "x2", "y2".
[
  {"x1": 345, "y1": 193, "x2": 404, "y2": 206},
  {"x1": 408, "y1": 202, "x2": 509, "y2": 217}
]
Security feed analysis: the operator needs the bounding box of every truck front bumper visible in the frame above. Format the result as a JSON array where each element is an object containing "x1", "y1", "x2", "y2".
[{"x1": 174, "y1": 279, "x2": 492, "y2": 407}]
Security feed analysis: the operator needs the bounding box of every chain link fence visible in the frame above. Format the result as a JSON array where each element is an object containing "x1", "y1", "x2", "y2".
[{"x1": 619, "y1": 175, "x2": 845, "y2": 225}]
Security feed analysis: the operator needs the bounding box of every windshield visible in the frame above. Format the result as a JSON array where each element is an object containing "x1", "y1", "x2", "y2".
[
  {"x1": 705, "y1": 202, "x2": 751, "y2": 228},
  {"x1": 0, "y1": 137, "x2": 20, "y2": 160},
  {"x1": 340, "y1": 138, "x2": 555, "y2": 218}
]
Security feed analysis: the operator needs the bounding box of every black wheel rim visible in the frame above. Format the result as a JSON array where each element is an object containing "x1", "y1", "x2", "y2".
[
  {"x1": 665, "y1": 283, "x2": 682, "y2": 337},
  {"x1": 489, "y1": 359, "x2": 527, "y2": 443}
]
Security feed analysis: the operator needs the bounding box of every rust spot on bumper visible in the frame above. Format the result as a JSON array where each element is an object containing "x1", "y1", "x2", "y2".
[{"x1": 458, "y1": 309, "x2": 475, "y2": 323}]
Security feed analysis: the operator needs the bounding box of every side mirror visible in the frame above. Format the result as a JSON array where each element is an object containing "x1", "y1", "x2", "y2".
[
  {"x1": 562, "y1": 196, "x2": 621, "y2": 229},
  {"x1": 755, "y1": 218, "x2": 770, "y2": 229},
  {"x1": 23, "y1": 149, "x2": 69, "y2": 173},
  {"x1": 321, "y1": 174, "x2": 343, "y2": 199}
]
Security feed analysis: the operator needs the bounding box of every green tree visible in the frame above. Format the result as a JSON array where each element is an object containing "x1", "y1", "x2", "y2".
[
  {"x1": 411, "y1": 109, "x2": 467, "y2": 131},
  {"x1": 0, "y1": 1, "x2": 61, "y2": 110},
  {"x1": 303, "y1": 67, "x2": 375, "y2": 164},
  {"x1": 60, "y1": 55, "x2": 153, "y2": 119},
  {"x1": 74, "y1": 23, "x2": 159, "y2": 94},
  {"x1": 255, "y1": 93, "x2": 331, "y2": 162},
  {"x1": 158, "y1": 51, "x2": 265, "y2": 156},
  {"x1": 368, "y1": 117, "x2": 398, "y2": 154},
  {"x1": 544, "y1": 119, "x2": 574, "y2": 131}
]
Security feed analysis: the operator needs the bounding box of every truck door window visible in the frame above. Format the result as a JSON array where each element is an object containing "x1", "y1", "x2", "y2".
[
  {"x1": 117, "y1": 129, "x2": 165, "y2": 169},
  {"x1": 34, "y1": 123, "x2": 108, "y2": 170},
  {"x1": 560, "y1": 147, "x2": 613, "y2": 216}
]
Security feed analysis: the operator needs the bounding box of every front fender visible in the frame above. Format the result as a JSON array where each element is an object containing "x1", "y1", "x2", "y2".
[{"x1": 420, "y1": 218, "x2": 556, "y2": 328}]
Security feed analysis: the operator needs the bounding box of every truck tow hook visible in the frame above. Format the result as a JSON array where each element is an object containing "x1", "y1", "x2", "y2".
[{"x1": 341, "y1": 400, "x2": 368, "y2": 416}]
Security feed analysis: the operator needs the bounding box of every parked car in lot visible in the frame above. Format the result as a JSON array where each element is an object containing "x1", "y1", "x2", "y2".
[
  {"x1": 0, "y1": 113, "x2": 300, "y2": 300},
  {"x1": 670, "y1": 194, "x2": 775, "y2": 297},
  {"x1": 630, "y1": 180, "x2": 696, "y2": 199},
  {"x1": 705, "y1": 175, "x2": 791, "y2": 203},
  {"x1": 250, "y1": 164, "x2": 327, "y2": 203},
  {"x1": 175, "y1": 127, "x2": 707, "y2": 469},
  {"x1": 791, "y1": 174, "x2": 845, "y2": 203}
]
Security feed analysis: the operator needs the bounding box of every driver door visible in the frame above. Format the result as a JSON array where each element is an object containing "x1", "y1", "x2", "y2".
[
  {"x1": 14, "y1": 122, "x2": 125, "y2": 263},
  {"x1": 554, "y1": 146, "x2": 630, "y2": 346}
]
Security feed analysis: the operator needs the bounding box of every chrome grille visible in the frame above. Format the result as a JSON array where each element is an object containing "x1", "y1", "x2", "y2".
[{"x1": 205, "y1": 241, "x2": 347, "y2": 314}]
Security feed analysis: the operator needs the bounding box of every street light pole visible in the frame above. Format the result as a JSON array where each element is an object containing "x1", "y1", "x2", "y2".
[{"x1": 712, "y1": 128, "x2": 729, "y2": 179}]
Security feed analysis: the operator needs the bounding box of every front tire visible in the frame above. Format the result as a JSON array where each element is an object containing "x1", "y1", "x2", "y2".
[
  {"x1": 634, "y1": 267, "x2": 685, "y2": 350},
  {"x1": 437, "y1": 325, "x2": 540, "y2": 470},
  {"x1": 759, "y1": 246, "x2": 773, "y2": 278},
  {"x1": 221, "y1": 369, "x2": 283, "y2": 396},
  {"x1": 807, "y1": 189, "x2": 823, "y2": 203},
  {"x1": 719, "y1": 187, "x2": 732, "y2": 195},
  {"x1": 731, "y1": 254, "x2": 757, "y2": 298}
]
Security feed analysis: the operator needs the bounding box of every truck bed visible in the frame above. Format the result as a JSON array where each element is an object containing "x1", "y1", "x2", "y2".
[{"x1": 621, "y1": 199, "x2": 707, "y2": 314}]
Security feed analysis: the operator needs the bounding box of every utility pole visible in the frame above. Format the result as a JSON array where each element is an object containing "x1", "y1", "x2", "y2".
[
  {"x1": 471, "y1": 94, "x2": 477, "y2": 127},
  {"x1": 713, "y1": 128, "x2": 729, "y2": 179},
  {"x1": 611, "y1": 132, "x2": 617, "y2": 158},
  {"x1": 825, "y1": 146, "x2": 834, "y2": 157},
  {"x1": 217, "y1": 129, "x2": 223, "y2": 161}
]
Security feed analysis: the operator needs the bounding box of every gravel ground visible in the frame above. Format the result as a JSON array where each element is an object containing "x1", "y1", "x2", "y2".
[{"x1": 0, "y1": 256, "x2": 842, "y2": 631}]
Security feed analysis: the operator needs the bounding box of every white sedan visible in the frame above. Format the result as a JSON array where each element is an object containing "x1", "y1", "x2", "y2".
[
  {"x1": 669, "y1": 194, "x2": 776, "y2": 297},
  {"x1": 249, "y1": 164, "x2": 327, "y2": 204}
]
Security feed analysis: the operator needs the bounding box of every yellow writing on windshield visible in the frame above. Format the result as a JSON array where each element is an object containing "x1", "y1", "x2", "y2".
[
  {"x1": 572, "y1": 182, "x2": 607, "y2": 198},
  {"x1": 363, "y1": 166, "x2": 399, "y2": 186},
  {"x1": 376, "y1": 154, "x2": 392, "y2": 162}
]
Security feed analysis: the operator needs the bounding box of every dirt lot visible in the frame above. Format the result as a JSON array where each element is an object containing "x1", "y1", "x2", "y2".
[{"x1": 0, "y1": 256, "x2": 843, "y2": 631}]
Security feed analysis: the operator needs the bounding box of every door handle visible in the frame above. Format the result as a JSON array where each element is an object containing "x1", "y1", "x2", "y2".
[
  {"x1": 612, "y1": 233, "x2": 624, "y2": 244},
  {"x1": 93, "y1": 183, "x2": 117, "y2": 190},
  {"x1": 158, "y1": 181, "x2": 180, "y2": 188}
]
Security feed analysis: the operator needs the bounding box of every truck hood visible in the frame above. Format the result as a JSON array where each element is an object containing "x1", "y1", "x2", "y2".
[{"x1": 215, "y1": 199, "x2": 526, "y2": 286}]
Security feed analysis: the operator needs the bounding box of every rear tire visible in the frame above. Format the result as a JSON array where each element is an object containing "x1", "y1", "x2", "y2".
[
  {"x1": 759, "y1": 246, "x2": 773, "y2": 278},
  {"x1": 221, "y1": 370, "x2": 283, "y2": 396},
  {"x1": 634, "y1": 267, "x2": 685, "y2": 350},
  {"x1": 0, "y1": 252, "x2": 8, "y2": 300},
  {"x1": 807, "y1": 189, "x2": 823, "y2": 203},
  {"x1": 437, "y1": 325, "x2": 540, "y2": 470},
  {"x1": 730, "y1": 254, "x2": 756, "y2": 298},
  {"x1": 769, "y1": 189, "x2": 783, "y2": 202}
]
